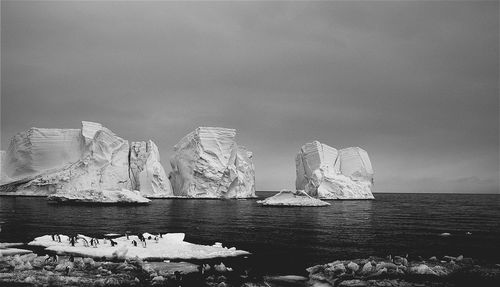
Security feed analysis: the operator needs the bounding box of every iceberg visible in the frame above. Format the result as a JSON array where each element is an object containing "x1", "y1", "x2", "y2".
[
  {"x1": 169, "y1": 127, "x2": 256, "y2": 198},
  {"x1": 257, "y1": 190, "x2": 330, "y2": 206},
  {"x1": 0, "y1": 121, "x2": 131, "y2": 196},
  {"x1": 0, "y1": 122, "x2": 172, "y2": 200},
  {"x1": 129, "y1": 141, "x2": 173, "y2": 198},
  {"x1": 296, "y1": 141, "x2": 374, "y2": 199},
  {"x1": 28, "y1": 233, "x2": 250, "y2": 260}
]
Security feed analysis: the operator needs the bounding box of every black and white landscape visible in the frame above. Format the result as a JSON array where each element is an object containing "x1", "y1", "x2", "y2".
[{"x1": 0, "y1": 1, "x2": 499, "y2": 287}]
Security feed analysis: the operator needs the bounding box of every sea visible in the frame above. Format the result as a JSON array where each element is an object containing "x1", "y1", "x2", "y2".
[{"x1": 0, "y1": 192, "x2": 499, "y2": 275}]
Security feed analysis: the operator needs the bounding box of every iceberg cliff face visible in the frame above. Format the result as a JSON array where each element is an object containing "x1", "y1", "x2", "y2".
[
  {"x1": 130, "y1": 140, "x2": 173, "y2": 197},
  {"x1": 169, "y1": 127, "x2": 256, "y2": 198},
  {"x1": 5, "y1": 128, "x2": 82, "y2": 179},
  {"x1": 0, "y1": 122, "x2": 171, "y2": 200},
  {"x1": 296, "y1": 141, "x2": 374, "y2": 199}
]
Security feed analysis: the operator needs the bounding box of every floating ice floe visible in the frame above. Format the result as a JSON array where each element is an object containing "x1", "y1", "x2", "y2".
[
  {"x1": 28, "y1": 233, "x2": 250, "y2": 260},
  {"x1": 295, "y1": 141, "x2": 375, "y2": 199},
  {"x1": 47, "y1": 189, "x2": 150, "y2": 204},
  {"x1": 169, "y1": 127, "x2": 256, "y2": 198},
  {"x1": 257, "y1": 190, "x2": 330, "y2": 207}
]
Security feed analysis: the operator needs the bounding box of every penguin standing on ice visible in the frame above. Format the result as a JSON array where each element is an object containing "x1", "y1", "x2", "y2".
[{"x1": 110, "y1": 239, "x2": 117, "y2": 247}]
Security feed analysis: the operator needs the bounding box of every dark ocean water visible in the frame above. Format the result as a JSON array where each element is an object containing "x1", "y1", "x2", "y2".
[{"x1": 0, "y1": 192, "x2": 499, "y2": 275}]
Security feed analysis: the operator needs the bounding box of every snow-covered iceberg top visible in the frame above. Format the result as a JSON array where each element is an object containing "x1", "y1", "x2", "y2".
[
  {"x1": 0, "y1": 121, "x2": 173, "y2": 199},
  {"x1": 169, "y1": 127, "x2": 256, "y2": 198},
  {"x1": 296, "y1": 141, "x2": 374, "y2": 200},
  {"x1": 257, "y1": 190, "x2": 330, "y2": 207},
  {"x1": 28, "y1": 232, "x2": 250, "y2": 260},
  {"x1": 47, "y1": 189, "x2": 150, "y2": 204}
]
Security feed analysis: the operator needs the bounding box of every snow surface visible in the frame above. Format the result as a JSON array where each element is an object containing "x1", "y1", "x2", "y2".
[
  {"x1": 257, "y1": 190, "x2": 330, "y2": 206},
  {"x1": 47, "y1": 189, "x2": 150, "y2": 204},
  {"x1": 28, "y1": 233, "x2": 250, "y2": 260},
  {"x1": 0, "y1": 121, "x2": 173, "y2": 200},
  {"x1": 169, "y1": 127, "x2": 256, "y2": 198},
  {"x1": 296, "y1": 141, "x2": 374, "y2": 199}
]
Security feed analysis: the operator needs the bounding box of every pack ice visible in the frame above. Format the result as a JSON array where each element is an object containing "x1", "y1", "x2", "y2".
[
  {"x1": 296, "y1": 141, "x2": 374, "y2": 199},
  {"x1": 0, "y1": 121, "x2": 173, "y2": 200},
  {"x1": 169, "y1": 127, "x2": 256, "y2": 198}
]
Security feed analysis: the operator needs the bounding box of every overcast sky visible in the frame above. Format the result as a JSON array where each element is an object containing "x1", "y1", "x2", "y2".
[{"x1": 1, "y1": 1, "x2": 498, "y2": 193}]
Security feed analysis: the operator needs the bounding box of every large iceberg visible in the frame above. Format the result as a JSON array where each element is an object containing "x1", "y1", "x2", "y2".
[
  {"x1": 296, "y1": 141, "x2": 374, "y2": 199},
  {"x1": 169, "y1": 127, "x2": 256, "y2": 198},
  {"x1": 0, "y1": 121, "x2": 172, "y2": 199}
]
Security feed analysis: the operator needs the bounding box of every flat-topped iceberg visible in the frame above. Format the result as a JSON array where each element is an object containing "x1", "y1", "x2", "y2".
[
  {"x1": 28, "y1": 232, "x2": 249, "y2": 260},
  {"x1": 257, "y1": 190, "x2": 330, "y2": 207},
  {"x1": 47, "y1": 189, "x2": 150, "y2": 204},
  {"x1": 296, "y1": 141, "x2": 374, "y2": 199},
  {"x1": 0, "y1": 121, "x2": 173, "y2": 199},
  {"x1": 169, "y1": 127, "x2": 256, "y2": 198}
]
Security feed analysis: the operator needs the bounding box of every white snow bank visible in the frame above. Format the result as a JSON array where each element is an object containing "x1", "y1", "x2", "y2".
[
  {"x1": 257, "y1": 190, "x2": 330, "y2": 207},
  {"x1": 28, "y1": 233, "x2": 249, "y2": 260}
]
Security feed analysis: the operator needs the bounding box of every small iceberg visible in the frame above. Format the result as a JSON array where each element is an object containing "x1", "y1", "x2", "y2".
[
  {"x1": 28, "y1": 232, "x2": 250, "y2": 260},
  {"x1": 257, "y1": 190, "x2": 330, "y2": 207},
  {"x1": 47, "y1": 189, "x2": 151, "y2": 204}
]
